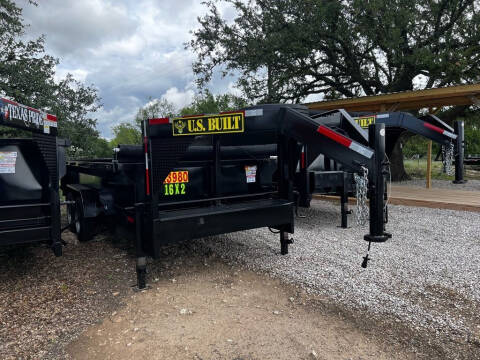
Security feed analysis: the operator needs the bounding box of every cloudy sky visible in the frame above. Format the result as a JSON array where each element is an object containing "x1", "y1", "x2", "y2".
[{"x1": 18, "y1": 0, "x2": 238, "y2": 138}]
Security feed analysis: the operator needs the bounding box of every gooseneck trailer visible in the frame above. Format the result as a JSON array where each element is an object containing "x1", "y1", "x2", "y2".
[
  {"x1": 62, "y1": 104, "x2": 390, "y2": 288},
  {"x1": 0, "y1": 98, "x2": 65, "y2": 256},
  {"x1": 299, "y1": 109, "x2": 465, "y2": 228}
]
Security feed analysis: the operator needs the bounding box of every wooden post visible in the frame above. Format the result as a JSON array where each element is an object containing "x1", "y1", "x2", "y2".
[{"x1": 426, "y1": 141, "x2": 432, "y2": 189}]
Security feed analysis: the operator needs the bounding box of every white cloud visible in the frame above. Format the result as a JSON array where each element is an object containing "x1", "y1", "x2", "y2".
[
  {"x1": 304, "y1": 93, "x2": 324, "y2": 104},
  {"x1": 96, "y1": 103, "x2": 139, "y2": 140},
  {"x1": 161, "y1": 87, "x2": 195, "y2": 110},
  {"x1": 54, "y1": 67, "x2": 89, "y2": 83},
  {"x1": 16, "y1": 0, "x2": 241, "y2": 137},
  {"x1": 21, "y1": 0, "x2": 135, "y2": 57}
]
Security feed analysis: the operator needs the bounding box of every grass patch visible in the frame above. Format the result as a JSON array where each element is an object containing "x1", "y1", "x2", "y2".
[{"x1": 404, "y1": 159, "x2": 480, "y2": 180}]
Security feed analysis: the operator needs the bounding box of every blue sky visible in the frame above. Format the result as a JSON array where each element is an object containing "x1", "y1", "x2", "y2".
[{"x1": 18, "y1": 0, "x2": 239, "y2": 138}]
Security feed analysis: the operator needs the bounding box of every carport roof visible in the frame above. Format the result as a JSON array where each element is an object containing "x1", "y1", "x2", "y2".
[{"x1": 305, "y1": 83, "x2": 480, "y2": 112}]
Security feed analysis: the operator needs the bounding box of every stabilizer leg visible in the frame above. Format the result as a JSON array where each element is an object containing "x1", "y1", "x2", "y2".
[
  {"x1": 136, "y1": 256, "x2": 147, "y2": 289},
  {"x1": 280, "y1": 231, "x2": 293, "y2": 255},
  {"x1": 340, "y1": 172, "x2": 350, "y2": 228},
  {"x1": 134, "y1": 203, "x2": 147, "y2": 290}
]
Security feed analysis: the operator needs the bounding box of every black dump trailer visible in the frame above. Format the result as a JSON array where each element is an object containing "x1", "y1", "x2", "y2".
[
  {"x1": 296, "y1": 109, "x2": 463, "y2": 228},
  {"x1": 0, "y1": 98, "x2": 65, "y2": 256},
  {"x1": 62, "y1": 104, "x2": 390, "y2": 288}
]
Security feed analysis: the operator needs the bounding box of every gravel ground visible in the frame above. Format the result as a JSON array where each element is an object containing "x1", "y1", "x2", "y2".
[
  {"x1": 1, "y1": 201, "x2": 479, "y2": 359},
  {"x1": 196, "y1": 200, "x2": 480, "y2": 356},
  {"x1": 396, "y1": 178, "x2": 480, "y2": 191}
]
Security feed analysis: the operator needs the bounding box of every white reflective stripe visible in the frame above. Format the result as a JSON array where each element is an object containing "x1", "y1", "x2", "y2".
[
  {"x1": 376, "y1": 114, "x2": 389, "y2": 119},
  {"x1": 443, "y1": 130, "x2": 457, "y2": 139},
  {"x1": 44, "y1": 119, "x2": 58, "y2": 127},
  {"x1": 245, "y1": 109, "x2": 263, "y2": 117},
  {"x1": 143, "y1": 119, "x2": 149, "y2": 171},
  {"x1": 349, "y1": 142, "x2": 374, "y2": 158}
]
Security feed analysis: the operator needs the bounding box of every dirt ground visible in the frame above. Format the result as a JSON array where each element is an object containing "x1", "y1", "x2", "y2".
[
  {"x1": 1, "y1": 229, "x2": 477, "y2": 359},
  {"x1": 66, "y1": 260, "x2": 411, "y2": 360}
]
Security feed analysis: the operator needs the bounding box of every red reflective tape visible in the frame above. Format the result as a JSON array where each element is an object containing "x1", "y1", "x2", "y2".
[
  {"x1": 149, "y1": 117, "x2": 169, "y2": 125},
  {"x1": 181, "y1": 114, "x2": 204, "y2": 118},
  {"x1": 1, "y1": 98, "x2": 53, "y2": 117},
  {"x1": 1, "y1": 98, "x2": 18, "y2": 105},
  {"x1": 301, "y1": 151, "x2": 305, "y2": 169},
  {"x1": 145, "y1": 169, "x2": 151, "y2": 195},
  {"x1": 144, "y1": 136, "x2": 148, "y2": 153},
  {"x1": 46, "y1": 114, "x2": 57, "y2": 122},
  {"x1": 126, "y1": 216, "x2": 135, "y2": 224},
  {"x1": 424, "y1": 122, "x2": 445, "y2": 134},
  {"x1": 316, "y1": 125, "x2": 352, "y2": 147},
  {"x1": 219, "y1": 110, "x2": 245, "y2": 115}
]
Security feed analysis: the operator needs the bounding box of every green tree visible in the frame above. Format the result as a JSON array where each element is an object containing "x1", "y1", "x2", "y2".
[
  {"x1": 179, "y1": 90, "x2": 247, "y2": 115},
  {"x1": 49, "y1": 74, "x2": 102, "y2": 158},
  {"x1": 90, "y1": 137, "x2": 112, "y2": 158},
  {"x1": 191, "y1": 0, "x2": 480, "y2": 102},
  {"x1": 0, "y1": 0, "x2": 104, "y2": 158},
  {"x1": 461, "y1": 111, "x2": 480, "y2": 155},
  {"x1": 190, "y1": 0, "x2": 480, "y2": 179},
  {"x1": 0, "y1": 0, "x2": 57, "y2": 105},
  {"x1": 110, "y1": 123, "x2": 142, "y2": 147},
  {"x1": 134, "y1": 98, "x2": 176, "y2": 129}
]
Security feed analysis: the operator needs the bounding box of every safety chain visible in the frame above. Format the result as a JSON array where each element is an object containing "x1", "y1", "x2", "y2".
[
  {"x1": 442, "y1": 142, "x2": 454, "y2": 176},
  {"x1": 354, "y1": 166, "x2": 369, "y2": 226}
]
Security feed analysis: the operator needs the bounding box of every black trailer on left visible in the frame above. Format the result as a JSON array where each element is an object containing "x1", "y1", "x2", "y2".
[{"x1": 0, "y1": 97, "x2": 67, "y2": 256}]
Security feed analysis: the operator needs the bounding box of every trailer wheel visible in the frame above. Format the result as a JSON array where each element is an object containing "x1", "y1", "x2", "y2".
[
  {"x1": 74, "y1": 198, "x2": 94, "y2": 242},
  {"x1": 66, "y1": 193, "x2": 76, "y2": 233}
]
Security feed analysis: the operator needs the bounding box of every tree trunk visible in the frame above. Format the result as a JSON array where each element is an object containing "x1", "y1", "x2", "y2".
[{"x1": 387, "y1": 132, "x2": 410, "y2": 181}]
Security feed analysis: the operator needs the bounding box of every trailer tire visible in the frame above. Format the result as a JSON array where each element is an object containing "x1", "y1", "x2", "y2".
[
  {"x1": 66, "y1": 193, "x2": 76, "y2": 233},
  {"x1": 74, "y1": 198, "x2": 94, "y2": 242}
]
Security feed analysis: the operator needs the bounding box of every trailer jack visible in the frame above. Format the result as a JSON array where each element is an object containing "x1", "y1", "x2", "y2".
[
  {"x1": 136, "y1": 256, "x2": 147, "y2": 290},
  {"x1": 280, "y1": 231, "x2": 294, "y2": 255}
]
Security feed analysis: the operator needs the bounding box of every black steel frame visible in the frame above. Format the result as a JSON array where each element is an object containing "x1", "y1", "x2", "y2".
[{"x1": 0, "y1": 102, "x2": 62, "y2": 255}]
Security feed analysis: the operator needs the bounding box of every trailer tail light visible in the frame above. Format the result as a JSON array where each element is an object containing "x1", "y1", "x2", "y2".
[
  {"x1": 127, "y1": 216, "x2": 135, "y2": 224},
  {"x1": 149, "y1": 117, "x2": 169, "y2": 125},
  {"x1": 424, "y1": 122, "x2": 456, "y2": 139},
  {"x1": 301, "y1": 148, "x2": 305, "y2": 169},
  {"x1": 317, "y1": 125, "x2": 374, "y2": 158}
]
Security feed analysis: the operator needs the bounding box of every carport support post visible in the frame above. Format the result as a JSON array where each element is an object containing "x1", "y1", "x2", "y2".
[
  {"x1": 453, "y1": 120, "x2": 466, "y2": 184},
  {"x1": 426, "y1": 141, "x2": 432, "y2": 189},
  {"x1": 135, "y1": 203, "x2": 147, "y2": 289}
]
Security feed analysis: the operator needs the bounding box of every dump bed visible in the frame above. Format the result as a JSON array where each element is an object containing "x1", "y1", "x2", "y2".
[{"x1": 0, "y1": 98, "x2": 63, "y2": 255}]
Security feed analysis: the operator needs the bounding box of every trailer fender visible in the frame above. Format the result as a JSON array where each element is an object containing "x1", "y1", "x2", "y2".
[
  {"x1": 65, "y1": 184, "x2": 100, "y2": 218},
  {"x1": 98, "y1": 190, "x2": 115, "y2": 215}
]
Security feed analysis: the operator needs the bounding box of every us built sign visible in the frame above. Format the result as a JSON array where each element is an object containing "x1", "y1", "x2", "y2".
[
  {"x1": 354, "y1": 115, "x2": 376, "y2": 128},
  {"x1": 172, "y1": 112, "x2": 245, "y2": 136}
]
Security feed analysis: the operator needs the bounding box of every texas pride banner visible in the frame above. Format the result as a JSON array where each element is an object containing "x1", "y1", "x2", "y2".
[{"x1": 0, "y1": 97, "x2": 57, "y2": 134}]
